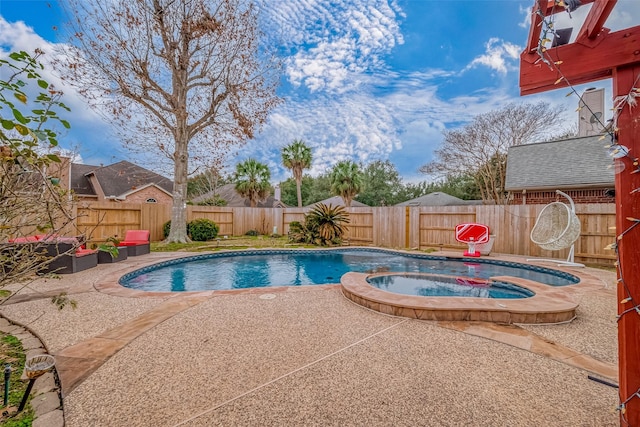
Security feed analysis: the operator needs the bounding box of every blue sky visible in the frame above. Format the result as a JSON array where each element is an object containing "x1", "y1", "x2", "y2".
[{"x1": 1, "y1": 0, "x2": 637, "y2": 182}]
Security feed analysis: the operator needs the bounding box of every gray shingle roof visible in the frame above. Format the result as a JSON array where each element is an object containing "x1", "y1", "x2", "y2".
[
  {"x1": 70, "y1": 163, "x2": 97, "y2": 195},
  {"x1": 192, "y1": 183, "x2": 285, "y2": 207},
  {"x1": 92, "y1": 161, "x2": 173, "y2": 197},
  {"x1": 70, "y1": 160, "x2": 173, "y2": 197},
  {"x1": 306, "y1": 196, "x2": 368, "y2": 207},
  {"x1": 395, "y1": 192, "x2": 474, "y2": 207},
  {"x1": 505, "y1": 135, "x2": 614, "y2": 191}
]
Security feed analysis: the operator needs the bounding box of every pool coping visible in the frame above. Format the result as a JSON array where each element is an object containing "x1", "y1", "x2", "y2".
[
  {"x1": 342, "y1": 271, "x2": 583, "y2": 324},
  {"x1": 92, "y1": 248, "x2": 605, "y2": 325}
]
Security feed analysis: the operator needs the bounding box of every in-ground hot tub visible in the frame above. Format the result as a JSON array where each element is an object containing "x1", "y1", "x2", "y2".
[
  {"x1": 366, "y1": 273, "x2": 535, "y2": 299},
  {"x1": 341, "y1": 271, "x2": 580, "y2": 324}
]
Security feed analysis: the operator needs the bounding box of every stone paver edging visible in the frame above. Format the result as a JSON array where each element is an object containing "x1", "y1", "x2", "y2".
[{"x1": 0, "y1": 317, "x2": 64, "y2": 427}]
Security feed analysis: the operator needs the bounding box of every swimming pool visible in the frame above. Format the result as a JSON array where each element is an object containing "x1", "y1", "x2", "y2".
[
  {"x1": 366, "y1": 274, "x2": 535, "y2": 299},
  {"x1": 119, "y1": 249, "x2": 579, "y2": 292}
]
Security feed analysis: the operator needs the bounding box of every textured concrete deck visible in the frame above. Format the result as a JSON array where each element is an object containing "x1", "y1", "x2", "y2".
[{"x1": 0, "y1": 250, "x2": 620, "y2": 426}]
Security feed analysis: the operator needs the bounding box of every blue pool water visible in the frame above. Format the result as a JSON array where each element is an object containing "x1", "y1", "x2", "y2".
[
  {"x1": 367, "y1": 274, "x2": 535, "y2": 299},
  {"x1": 119, "y1": 249, "x2": 579, "y2": 292}
]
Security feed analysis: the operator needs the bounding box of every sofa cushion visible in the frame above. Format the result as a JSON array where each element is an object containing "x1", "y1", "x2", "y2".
[
  {"x1": 75, "y1": 248, "x2": 97, "y2": 257},
  {"x1": 122, "y1": 230, "x2": 150, "y2": 243},
  {"x1": 9, "y1": 236, "x2": 40, "y2": 243},
  {"x1": 119, "y1": 241, "x2": 148, "y2": 246}
]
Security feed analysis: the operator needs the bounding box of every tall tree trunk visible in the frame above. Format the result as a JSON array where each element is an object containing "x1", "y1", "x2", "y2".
[
  {"x1": 296, "y1": 177, "x2": 302, "y2": 207},
  {"x1": 167, "y1": 135, "x2": 190, "y2": 242},
  {"x1": 167, "y1": 48, "x2": 190, "y2": 243}
]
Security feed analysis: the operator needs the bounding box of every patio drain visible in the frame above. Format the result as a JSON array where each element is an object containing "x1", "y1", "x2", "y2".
[{"x1": 259, "y1": 294, "x2": 276, "y2": 300}]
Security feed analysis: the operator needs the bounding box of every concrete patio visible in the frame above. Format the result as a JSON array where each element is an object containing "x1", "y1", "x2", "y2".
[{"x1": 0, "y1": 251, "x2": 620, "y2": 426}]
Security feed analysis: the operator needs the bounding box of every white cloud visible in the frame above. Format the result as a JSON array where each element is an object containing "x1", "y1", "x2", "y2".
[
  {"x1": 604, "y1": 0, "x2": 639, "y2": 30},
  {"x1": 5, "y1": 0, "x2": 603, "y2": 184},
  {"x1": 242, "y1": 69, "x2": 525, "y2": 182},
  {"x1": 518, "y1": 3, "x2": 531, "y2": 29},
  {"x1": 0, "y1": 17, "x2": 123, "y2": 165},
  {"x1": 260, "y1": 0, "x2": 404, "y2": 93},
  {"x1": 0, "y1": 18, "x2": 93, "y2": 121},
  {"x1": 465, "y1": 38, "x2": 522, "y2": 74}
]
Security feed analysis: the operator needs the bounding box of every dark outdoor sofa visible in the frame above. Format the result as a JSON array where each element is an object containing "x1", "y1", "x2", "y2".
[
  {"x1": 119, "y1": 230, "x2": 150, "y2": 256},
  {"x1": 5, "y1": 235, "x2": 98, "y2": 275},
  {"x1": 40, "y1": 241, "x2": 98, "y2": 274}
]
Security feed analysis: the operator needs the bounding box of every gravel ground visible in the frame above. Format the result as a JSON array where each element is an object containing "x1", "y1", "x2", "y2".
[
  {"x1": 63, "y1": 287, "x2": 619, "y2": 427},
  {"x1": 1, "y1": 256, "x2": 620, "y2": 426},
  {"x1": 2, "y1": 266, "x2": 101, "y2": 295},
  {"x1": 0, "y1": 291, "x2": 166, "y2": 352},
  {"x1": 520, "y1": 269, "x2": 618, "y2": 364},
  {"x1": 189, "y1": 322, "x2": 617, "y2": 427}
]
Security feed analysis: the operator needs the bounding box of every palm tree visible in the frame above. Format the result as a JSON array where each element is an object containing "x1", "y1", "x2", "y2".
[
  {"x1": 329, "y1": 160, "x2": 363, "y2": 207},
  {"x1": 281, "y1": 139, "x2": 312, "y2": 207},
  {"x1": 234, "y1": 159, "x2": 272, "y2": 207}
]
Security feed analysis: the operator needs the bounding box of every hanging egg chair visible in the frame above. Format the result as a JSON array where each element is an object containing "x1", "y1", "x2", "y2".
[{"x1": 529, "y1": 190, "x2": 583, "y2": 267}]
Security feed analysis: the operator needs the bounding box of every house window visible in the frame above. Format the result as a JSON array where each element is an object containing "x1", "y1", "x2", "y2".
[{"x1": 146, "y1": 198, "x2": 157, "y2": 203}]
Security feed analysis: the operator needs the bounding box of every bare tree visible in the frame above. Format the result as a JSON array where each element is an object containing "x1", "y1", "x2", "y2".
[
  {"x1": 58, "y1": 0, "x2": 281, "y2": 242},
  {"x1": 420, "y1": 102, "x2": 565, "y2": 204},
  {"x1": 187, "y1": 166, "x2": 226, "y2": 199},
  {"x1": 0, "y1": 50, "x2": 79, "y2": 294}
]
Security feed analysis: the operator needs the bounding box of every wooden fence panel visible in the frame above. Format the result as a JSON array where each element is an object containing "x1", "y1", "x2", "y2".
[
  {"x1": 372, "y1": 207, "x2": 406, "y2": 248},
  {"x1": 475, "y1": 203, "x2": 616, "y2": 265},
  {"x1": 282, "y1": 209, "x2": 307, "y2": 235},
  {"x1": 187, "y1": 206, "x2": 234, "y2": 237},
  {"x1": 408, "y1": 207, "x2": 421, "y2": 248},
  {"x1": 76, "y1": 203, "x2": 143, "y2": 243},
  {"x1": 344, "y1": 208, "x2": 374, "y2": 244},
  {"x1": 477, "y1": 205, "x2": 539, "y2": 257},
  {"x1": 575, "y1": 204, "x2": 616, "y2": 264},
  {"x1": 418, "y1": 207, "x2": 476, "y2": 250},
  {"x1": 75, "y1": 202, "x2": 617, "y2": 265},
  {"x1": 142, "y1": 203, "x2": 171, "y2": 241}
]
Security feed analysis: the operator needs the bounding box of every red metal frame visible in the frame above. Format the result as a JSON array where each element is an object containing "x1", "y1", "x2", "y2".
[
  {"x1": 520, "y1": 1, "x2": 640, "y2": 424},
  {"x1": 520, "y1": 0, "x2": 640, "y2": 95}
]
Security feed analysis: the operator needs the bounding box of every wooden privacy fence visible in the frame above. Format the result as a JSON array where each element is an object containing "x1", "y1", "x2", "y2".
[{"x1": 75, "y1": 202, "x2": 616, "y2": 266}]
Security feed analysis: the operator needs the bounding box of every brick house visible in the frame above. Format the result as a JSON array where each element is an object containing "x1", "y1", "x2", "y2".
[
  {"x1": 505, "y1": 135, "x2": 615, "y2": 204},
  {"x1": 68, "y1": 160, "x2": 174, "y2": 204}
]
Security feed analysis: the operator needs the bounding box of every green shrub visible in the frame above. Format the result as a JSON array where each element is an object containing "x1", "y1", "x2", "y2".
[
  {"x1": 289, "y1": 204, "x2": 349, "y2": 246},
  {"x1": 163, "y1": 220, "x2": 172, "y2": 239},
  {"x1": 188, "y1": 218, "x2": 219, "y2": 241},
  {"x1": 245, "y1": 229, "x2": 259, "y2": 236},
  {"x1": 288, "y1": 221, "x2": 305, "y2": 242}
]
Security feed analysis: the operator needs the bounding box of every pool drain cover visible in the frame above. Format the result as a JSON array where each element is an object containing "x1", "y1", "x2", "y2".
[{"x1": 259, "y1": 294, "x2": 276, "y2": 300}]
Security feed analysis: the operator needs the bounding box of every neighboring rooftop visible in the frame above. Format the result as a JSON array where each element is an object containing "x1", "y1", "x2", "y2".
[
  {"x1": 505, "y1": 135, "x2": 614, "y2": 191},
  {"x1": 307, "y1": 196, "x2": 368, "y2": 208},
  {"x1": 69, "y1": 163, "x2": 97, "y2": 196},
  {"x1": 395, "y1": 192, "x2": 476, "y2": 207},
  {"x1": 192, "y1": 183, "x2": 286, "y2": 207},
  {"x1": 70, "y1": 160, "x2": 173, "y2": 198}
]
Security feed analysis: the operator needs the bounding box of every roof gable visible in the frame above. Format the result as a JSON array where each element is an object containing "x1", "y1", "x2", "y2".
[
  {"x1": 119, "y1": 182, "x2": 173, "y2": 198},
  {"x1": 505, "y1": 135, "x2": 614, "y2": 191},
  {"x1": 89, "y1": 160, "x2": 173, "y2": 198},
  {"x1": 70, "y1": 163, "x2": 98, "y2": 195}
]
